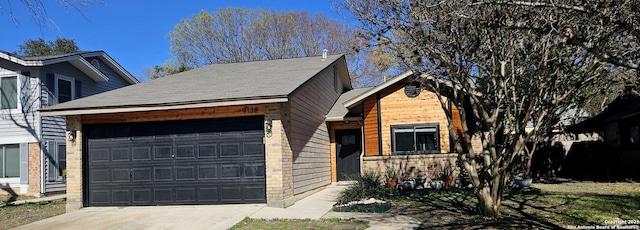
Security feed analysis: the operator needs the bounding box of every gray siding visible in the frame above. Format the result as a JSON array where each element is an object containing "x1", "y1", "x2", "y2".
[
  {"x1": 39, "y1": 61, "x2": 132, "y2": 141},
  {"x1": 39, "y1": 61, "x2": 133, "y2": 191},
  {"x1": 0, "y1": 65, "x2": 40, "y2": 145},
  {"x1": 289, "y1": 65, "x2": 343, "y2": 195}
]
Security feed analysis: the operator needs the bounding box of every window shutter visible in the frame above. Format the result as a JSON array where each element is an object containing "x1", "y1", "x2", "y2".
[
  {"x1": 19, "y1": 72, "x2": 31, "y2": 112},
  {"x1": 46, "y1": 73, "x2": 55, "y2": 105},
  {"x1": 46, "y1": 140, "x2": 58, "y2": 182},
  {"x1": 19, "y1": 143, "x2": 29, "y2": 184},
  {"x1": 75, "y1": 80, "x2": 82, "y2": 99}
]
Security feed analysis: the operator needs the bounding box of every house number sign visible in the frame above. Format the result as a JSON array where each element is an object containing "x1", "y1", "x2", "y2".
[{"x1": 242, "y1": 106, "x2": 259, "y2": 114}]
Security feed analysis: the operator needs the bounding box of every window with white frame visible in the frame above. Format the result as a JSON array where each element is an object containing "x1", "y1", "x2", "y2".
[
  {"x1": 0, "y1": 76, "x2": 18, "y2": 110},
  {"x1": 46, "y1": 74, "x2": 75, "y2": 105},
  {"x1": 391, "y1": 123, "x2": 440, "y2": 154},
  {"x1": 57, "y1": 77, "x2": 73, "y2": 103},
  {"x1": 0, "y1": 144, "x2": 20, "y2": 178}
]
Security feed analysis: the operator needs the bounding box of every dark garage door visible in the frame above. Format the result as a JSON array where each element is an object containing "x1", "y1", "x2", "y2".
[{"x1": 84, "y1": 116, "x2": 266, "y2": 206}]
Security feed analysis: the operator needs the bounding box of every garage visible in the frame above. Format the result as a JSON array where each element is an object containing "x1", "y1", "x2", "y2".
[{"x1": 83, "y1": 116, "x2": 266, "y2": 206}]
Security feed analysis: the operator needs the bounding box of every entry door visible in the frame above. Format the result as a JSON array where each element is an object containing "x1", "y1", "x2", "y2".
[{"x1": 336, "y1": 129, "x2": 362, "y2": 181}]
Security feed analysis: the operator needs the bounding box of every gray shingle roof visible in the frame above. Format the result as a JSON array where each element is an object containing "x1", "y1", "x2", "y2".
[
  {"x1": 41, "y1": 54, "x2": 345, "y2": 113},
  {"x1": 326, "y1": 87, "x2": 372, "y2": 121}
]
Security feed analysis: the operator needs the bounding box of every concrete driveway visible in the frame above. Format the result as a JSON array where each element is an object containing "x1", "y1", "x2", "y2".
[
  {"x1": 14, "y1": 185, "x2": 347, "y2": 230},
  {"x1": 14, "y1": 204, "x2": 265, "y2": 230}
]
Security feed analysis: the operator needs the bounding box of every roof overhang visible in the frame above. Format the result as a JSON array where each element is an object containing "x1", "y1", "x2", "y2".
[
  {"x1": 0, "y1": 51, "x2": 139, "y2": 84},
  {"x1": 81, "y1": 52, "x2": 139, "y2": 84},
  {"x1": 67, "y1": 58, "x2": 109, "y2": 82},
  {"x1": 40, "y1": 97, "x2": 288, "y2": 116},
  {"x1": 325, "y1": 116, "x2": 363, "y2": 122},
  {"x1": 343, "y1": 70, "x2": 414, "y2": 108}
]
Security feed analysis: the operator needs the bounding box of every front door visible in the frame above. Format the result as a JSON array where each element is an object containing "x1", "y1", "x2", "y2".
[{"x1": 336, "y1": 129, "x2": 362, "y2": 181}]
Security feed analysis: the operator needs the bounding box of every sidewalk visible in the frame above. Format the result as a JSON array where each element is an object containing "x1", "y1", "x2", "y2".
[{"x1": 250, "y1": 184, "x2": 420, "y2": 230}]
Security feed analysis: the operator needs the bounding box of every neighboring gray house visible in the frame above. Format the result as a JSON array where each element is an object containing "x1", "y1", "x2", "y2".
[{"x1": 0, "y1": 51, "x2": 139, "y2": 195}]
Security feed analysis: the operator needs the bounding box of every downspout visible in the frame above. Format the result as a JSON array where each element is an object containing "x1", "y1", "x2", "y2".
[
  {"x1": 360, "y1": 102, "x2": 365, "y2": 174},
  {"x1": 37, "y1": 70, "x2": 45, "y2": 194},
  {"x1": 376, "y1": 93, "x2": 383, "y2": 156}
]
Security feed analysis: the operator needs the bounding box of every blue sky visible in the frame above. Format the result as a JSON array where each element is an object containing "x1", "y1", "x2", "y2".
[{"x1": 0, "y1": 1, "x2": 342, "y2": 80}]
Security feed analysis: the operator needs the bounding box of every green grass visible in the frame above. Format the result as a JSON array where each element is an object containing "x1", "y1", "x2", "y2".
[
  {"x1": 229, "y1": 217, "x2": 369, "y2": 230},
  {"x1": 388, "y1": 182, "x2": 640, "y2": 228},
  {"x1": 0, "y1": 199, "x2": 66, "y2": 230},
  {"x1": 504, "y1": 183, "x2": 640, "y2": 226}
]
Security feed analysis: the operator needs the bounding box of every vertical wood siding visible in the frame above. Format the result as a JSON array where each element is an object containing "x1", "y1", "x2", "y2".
[
  {"x1": 363, "y1": 96, "x2": 379, "y2": 156},
  {"x1": 289, "y1": 66, "x2": 343, "y2": 195}
]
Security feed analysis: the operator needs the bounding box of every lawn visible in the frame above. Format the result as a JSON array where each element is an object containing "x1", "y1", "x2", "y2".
[
  {"x1": 0, "y1": 196, "x2": 66, "y2": 230},
  {"x1": 387, "y1": 182, "x2": 640, "y2": 229},
  {"x1": 229, "y1": 217, "x2": 369, "y2": 230}
]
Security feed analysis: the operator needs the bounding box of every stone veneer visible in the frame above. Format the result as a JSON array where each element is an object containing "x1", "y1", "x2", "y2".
[
  {"x1": 264, "y1": 103, "x2": 295, "y2": 207},
  {"x1": 28, "y1": 142, "x2": 41, "y2": 194},
  {"x1": 65, "y1": 115, "x2": 83, "y2": 212},
  {"x1": 362, "y1": 154, "x2": 459, "y2": 183}
]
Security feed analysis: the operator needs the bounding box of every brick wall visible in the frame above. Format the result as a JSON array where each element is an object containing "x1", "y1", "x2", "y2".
[
  {"x1": 28, "y1": 142, "x2": 41, "y2": 194},
  {"x1": 264, "y1": 103, "x2": 295, "y2": 208},
  {"x1": 65, "y1": 115, "x2": 83, "y2": 212}
]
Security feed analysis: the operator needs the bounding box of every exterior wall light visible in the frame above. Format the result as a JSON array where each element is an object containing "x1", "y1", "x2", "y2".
[
  {"x1": 265, "y1": 119, "x2": 273, "y2": 135},
  {"x1": 68, "y1": 130, "x2": 77, "y2": 142}
]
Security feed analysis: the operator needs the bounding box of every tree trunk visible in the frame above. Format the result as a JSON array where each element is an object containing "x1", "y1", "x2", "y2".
[{"x1": 476, "y1": 187, "x2": 500, "y2": 217}]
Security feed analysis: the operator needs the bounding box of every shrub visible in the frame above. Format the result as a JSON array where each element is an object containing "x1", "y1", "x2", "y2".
[{"x1": 336, "y1": 173, "x2": 388, "y2": 204}]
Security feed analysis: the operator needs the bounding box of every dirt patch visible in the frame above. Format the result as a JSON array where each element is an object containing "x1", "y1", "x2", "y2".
[
  {"x1": 0, "y1": 199, "x2": 66, "y2": 229},
  {"x1": 229, "y1": 217, "x2": 369, "y2": 230}
]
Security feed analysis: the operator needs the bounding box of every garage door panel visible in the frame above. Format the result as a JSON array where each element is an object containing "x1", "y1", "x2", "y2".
[
  {"x1": 86, "y1": 116, "x2": 266, "y2": 206},
  {"x1": 132, "y1": 147, "x2": 152, "y2": 161},
  {"x1": 176, "y1": 166, "x2": 196, "y2": 180},
  {"x1": 154, "y1": 167, "x2": 173, "y2": 181},
  {"x1": 133, "y1": 189, "x2": 152, "y2": 203}
]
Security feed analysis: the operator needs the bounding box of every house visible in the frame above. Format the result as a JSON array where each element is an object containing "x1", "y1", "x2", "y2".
[
  {"x1": 565, "y1": 93, "x2": 640, "y2": 180},
  {"x1": 326, "y1": 71, "x2": 468, "y2": 182},
  {"x1": 0, "y1": 51, "x2": 139, "y2": 196},
  {"x1": 40, "y1": 54, "x2": 466, "y2": 211}
]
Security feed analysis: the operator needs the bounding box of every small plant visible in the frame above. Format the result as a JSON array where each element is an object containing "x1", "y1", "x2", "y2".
[
  {"x1": 385, "y1": 168, "x2": 397, "y2": 179},
  {"x1": 336, "y1": 173, "x2": 388, "y2": 204},
  {"x1": 441, "y1": 166, "x2": 453, "y2": 180}
]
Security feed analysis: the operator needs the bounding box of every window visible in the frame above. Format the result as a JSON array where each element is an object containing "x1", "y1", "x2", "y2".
[
  {"x1": 46, "y1": 141, "x2": 66, "y2": 182},
  {"x1": 46, "y1": 74, "x2": 76, "y2": 105},
  {"x1": 391, "y1": 123, "x2": 439, "y2": 154},
  {"x1": 0, "y1": 76, "x2": 18, "y2": 109},
  {"x1": 57, "y1": 78, "x2": 73, "y2": 103},
  {"x1": 0, "y1": 144, "x2": 20, "y2": 178}
]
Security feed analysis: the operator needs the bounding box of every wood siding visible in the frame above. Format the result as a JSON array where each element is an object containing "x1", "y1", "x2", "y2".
[
  {"x1": 363, "y1": 96, "x2": 379, "y2": 156},
  {"x1": 289, "y1": 65, "x2": 343, "y2": 195},
  {"x1": 81, "y1": 105, "x2": 265, "y2": 124},
  {"x1": 362, "y1": 80, "x2": 462, "y2": 155}
]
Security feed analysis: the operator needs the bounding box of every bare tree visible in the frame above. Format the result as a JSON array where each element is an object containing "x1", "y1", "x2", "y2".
[
  {"x1": 340, "y1": 0, "x2": 638, "y2": 216},
  {"x1": 165, "y1": 7, "x2": 391, "y2": 86},
  {"x1": 1, "y1": 0, "x2": 100, "y2": 27}
]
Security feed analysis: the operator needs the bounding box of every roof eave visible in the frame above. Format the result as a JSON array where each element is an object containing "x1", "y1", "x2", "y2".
[
  {"x1": 68, "y1": 57, "x2": 110, "y2": 82},
  {"x1": 40, "y1": 97, "x2": 289, "y2": 116},
  {"x1": 343, "y1": 70, "x2": 414, "y2": 108},
  {"x1": 82, "y1": 52, "x2": 139, "y2": 84}
]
